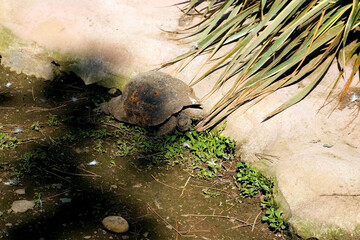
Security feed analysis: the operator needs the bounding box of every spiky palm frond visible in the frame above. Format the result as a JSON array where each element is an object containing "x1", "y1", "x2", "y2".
[{"x1": 163, "y1": 0, "x2": 360, "y2": 131}]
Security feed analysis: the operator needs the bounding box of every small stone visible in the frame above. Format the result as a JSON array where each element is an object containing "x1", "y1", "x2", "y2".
[
  {"x1": 83, "y1": 236, "x2": 91, "y2": 239},
  {"x1": 110, "y1": 185, "x2": 117, "y2": 189},
  {"x1": 5, "y1": 223, "x2": 12, "y2": 227},
  {"x1": 51, "y1": 183, "x2": 62, "y2": 189},
  {"x1": 102, "y1": 216, "x2": 129, "y2": 233},
  {"x1": 15, "y1": 189, "x2": 25, "y2": 195},
  {"x1": 132, "y1": 183, "x2": 142, "y2": 188},
  {"x1": 323, "y1": 143, "x2": 333, "y2": 148},
  {"x1": 60, "y1": 198, "x2": 72, "y2": 203},
  {"x1": 75, "y1": 148, "x2": 82, "y2": 154},
  {"x1": 11, "y1": 200, "x2": 35, "y2": 213}
]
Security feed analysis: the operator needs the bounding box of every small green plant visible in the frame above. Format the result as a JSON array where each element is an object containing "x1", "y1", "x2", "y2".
[
  {"x1": 30, "y1": 121, "x2": 41, "y2": 131},
  {"x1": 262, "y1": 208, "x2": 286, "y2": 232},
  {"x1": 49, "y1": 133, "x2": 76, "y2": 147},
  {"x1": 82, "y1": 129, "x2": 113, "y2": 139},
  {"x1": 113, "y1": 141, "x2": 133, "y2": 157},
  {"x1": 20, "y1": 149, "x2": 47, "y2": 174},
  {"x1": 94, "y1": 139, "x2": 106, "y2": 153},
  {"x1": 21, "y1": 152, "x2": 35, "y2": 173},
  {"x1": 33, "y1": 192, "x2": 43, "y2": 207},
  {"x1": 236, "y1": 162, "x2": 272, "y2": 197},
  {"x1": 0, "y1": 133, "x2": 18, "y2": 150},
  {"x1": 109, "y1": 160, "x2": 116, "y2": 168},
  {"x1": 8, "y1": 170, "x2": 21, "y2": 186},
  {"x1": 235, "y1": 161, "x2": 286, "y2": 232},
  {"x1": 203, "y1": 189, "x2": 220, "y2": 198},
  {"x1": 48, "y1": 114, "x2": 60, "y2": 126}
]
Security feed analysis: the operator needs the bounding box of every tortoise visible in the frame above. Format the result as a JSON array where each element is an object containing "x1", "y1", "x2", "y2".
[{"x1": 100, "y1": 71, "x2": 206, "y2": 135}]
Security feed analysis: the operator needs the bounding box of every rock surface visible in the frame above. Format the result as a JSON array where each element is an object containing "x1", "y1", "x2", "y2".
[
  {"x1": 11, "y1": 200, "x2": 35, "y2": 213},
  {"x1": 102, "y1": 216, "x2": 129, "y2": 233},
  {"x1": 0, "y1": 1, "x2": 359, "y2": 239}
]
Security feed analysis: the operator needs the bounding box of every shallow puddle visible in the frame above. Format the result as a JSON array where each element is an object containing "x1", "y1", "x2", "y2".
[{"x1": 0, "y1": 63, "x2": 294, "y2": 239}]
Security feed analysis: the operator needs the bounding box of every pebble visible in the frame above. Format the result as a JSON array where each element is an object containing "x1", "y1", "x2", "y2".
[
  {"x1": 51, "y1": 183, "x2": 62, "y2": 189},
  {"x1": 102, "y1": 216, "x2": 129, "y2": 233},
  {"x1": 11, "y1": 200, "x2": 35, "y2": 213},
  {"x1": 15, "y1": 188, "x2": 26, "y2": 195},
  {"x1": 60, "y1": 198, "x2": 72, "y2": 203},
  {"x1": 83, "y1": 236, "x2": 91, "y2": 239},
  {"x1": 75, "y1": 148, "x2": 82, "y2": 154},
  {"x1": 5, "y1": 223, "x2": 12, "y2": 227},
  {"x1": 323, "y1": 143, "x2": 333, "y2": 148}
]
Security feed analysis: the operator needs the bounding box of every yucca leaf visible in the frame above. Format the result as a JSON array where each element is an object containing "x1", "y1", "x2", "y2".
[
  {"x1": 265, "y1": 53, "x2": 336, "y2": 120},
  {"x1": 166, "y1": 0, "x2": 360, "y2": 130}
]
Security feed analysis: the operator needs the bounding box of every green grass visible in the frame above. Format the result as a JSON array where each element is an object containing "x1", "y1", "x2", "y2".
[
  {"x1": 101, "y1": 123, "x2": 236, "y2": 177},
  {"x1": 48, "y1": 114, "x2": 60, "y2": 126},
  {"x1": 5, "y1": 112, "x2": 284, "y2": 232}
]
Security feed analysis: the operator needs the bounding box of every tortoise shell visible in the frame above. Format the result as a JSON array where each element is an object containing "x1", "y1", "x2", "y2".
[{"x1": 107, "y1": 71, "x2": 200, "y2": 127}]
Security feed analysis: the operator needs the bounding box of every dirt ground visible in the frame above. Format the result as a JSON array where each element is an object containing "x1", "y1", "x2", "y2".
[{"x1": 0, "y1": 63, "x2": 297, "y2": 240}]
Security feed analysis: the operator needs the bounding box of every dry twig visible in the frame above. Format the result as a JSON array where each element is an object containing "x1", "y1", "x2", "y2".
[
  {"x1": 180, "y1": 176, "x2": 191, "y2": 197},
  {"x1": 190, "y1": 184, "x2": 230, "y2": 194},
  {"x1": 320, "y1": 193, "x2": 360, "y2": 197},
  {"x1": 182, "y1": 214, "x2": 251, "y2": 225},
  {"x1": 32, "y1": 86, "x2": 36, "y2": 101},
  {"x1": 44, "y1": 169, "x2": 71, "y2": 183},
  {"x1": 0, "y1": 107, "x2": 16, "y2": 110},
  {"x1": 147, "y1": 203, "x2": 183, "y2": 236},
  {"x1": 26, "y1": 104, "x2": 67, "y2": 113},
  {"x1": 102, "y1": 122, "x2": 122, "y2": 129},
  {"x1": 252, "y1": 211, "x2": 263, "y2": 232},
  {"x1": 52, "y1": 168, "x2": 101, "y2": 178},
  {"x1": 77, "y1": 166, "x2": 102, "y2": 177},
  {"x1": 18, "y1": 137, "x2": 41, "y2": 144},
  {"x1": 151, "y1": 175, "x2": 180, "y2": 191},
  {"x1": 45, "y1": 189, "x2": 71, "y2": 200}
]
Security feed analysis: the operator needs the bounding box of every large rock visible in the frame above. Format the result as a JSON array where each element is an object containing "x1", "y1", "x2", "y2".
[
  {"x1": 0, "y1": 1, "x2": 359, "y2": 239},
  {"x1": 0, "y1": 0, "x2": 186, "y2": 90},
  {"x1": 221, "y1": 58, "x2": 360, "y2": 239}
]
